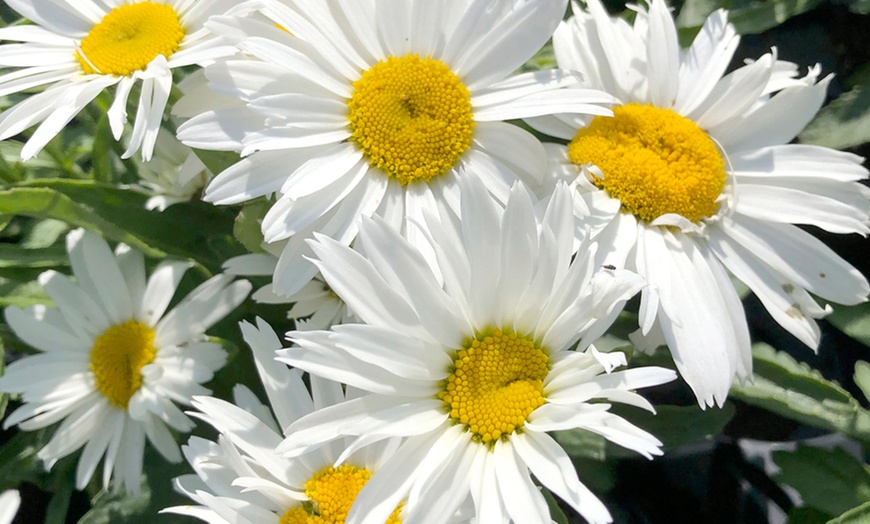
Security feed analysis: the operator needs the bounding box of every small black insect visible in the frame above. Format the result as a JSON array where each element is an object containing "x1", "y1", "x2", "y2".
[{"x1": 602, "y1": 264, "x2": 616, "y2": 270}]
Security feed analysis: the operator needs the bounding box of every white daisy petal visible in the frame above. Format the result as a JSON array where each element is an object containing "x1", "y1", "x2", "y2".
[
  {"x1": 674, "y1": 9, "x2": 739, "y2": 116},
  {"x1": 306, "y1": 233, "x2": 423, "y2": 333},
  {"x1": 691, "y1": 52, "x2": 774, "y2": 129},
  {"x1": 494, "y1": 440, "x2": 549, "y2": 524},
  {"x1": 712, "y1": 74, "x2": 831, "y2": 152},
  {"x1": 513, "y1": 431, "x2": 612, "y2": 524},
  {"x1": 240, "y1": 319, "x2": 315, "y2": 431},
  {"x1": 721, "y1": 216, "x2": 868, "y2": 305},
  {"x1": 155, "y1": 275, "x2": 251, "y2": 346},
  {"x1": 709, "y1": 227, "x2": 828, "y2": 348},
  {"x1": 452, "y1": 0, "x2": 566, "y2": 90},
  {"x1": 277, "y1": 338, "x2": 437, "y2": 397},
  {"x1": 348, "y1": 431, "x2": 445, "y2": 524},
  {"x1": 645, "y1": 0, "x2": 680, "y2": 108},
  {"x1": 4, "y1": 305, "x2": 87, "y2": 354},
  {"x1": 0, "y1": 490, "x2": 20, "y2": 524},
  {"x1": 405, "y1": 426, "x2": 475, "y2": 524}
]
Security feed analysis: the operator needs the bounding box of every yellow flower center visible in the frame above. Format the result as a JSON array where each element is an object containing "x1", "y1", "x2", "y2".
[
  {"x1": 567, "y1": 104, "x2": 727, "y2": 224},
  {"x1": 89, "y1": 320, "x2": 157, "y2": 409},
  {"x1": 439, "y1": 329, "x2": 549, "y2": 445},
  {"x1": 76, "y1": 2, "x2": 185, "y2": 76},
  {"x1": 347, "y1": 54, "x2": 475, "y2": 186},
  {"x1": 279, "y1": 464, "x2": 402, "y2": 524}
]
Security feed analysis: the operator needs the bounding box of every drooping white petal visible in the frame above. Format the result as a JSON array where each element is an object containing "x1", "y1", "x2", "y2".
[{"x1": 513, "y1": 431, "x2": 612, "y2": 524}]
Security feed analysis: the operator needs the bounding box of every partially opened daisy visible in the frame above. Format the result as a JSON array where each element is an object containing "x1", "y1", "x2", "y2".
[
  {"x1": 0, "y1": 0, "x2": 238, "y2": 161},
  {"x1": 136, "y1": 130, "x2": 212, "y2": 211},
  {"x1": 164, "y1": 318, "x2": 418, "y2": 523},
  {"x1": 178, "y1": 0, "x2": 615, "y2": 296},
  {"x1": 224, "y1": 250, "x2": 357, "y2": 330},
  {"x1": 275, "y1": 176, "x2": 677, "y2": 523},
  {"x1": 0, "y1": 229, "x2": 251, "y2": 493},
  {"x1": 536, "y1": 0, "x2": 870, "y2": 407}
]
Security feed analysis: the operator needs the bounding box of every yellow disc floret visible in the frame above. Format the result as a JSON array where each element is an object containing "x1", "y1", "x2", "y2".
[
  {"x1": 347, "y1": 54, "x2": 475, "y2": 186},
  {"x1": 439, "y1": 329, "x2": 549, "y2": 445},
  {"x1": 279, "y1": 464, "x2": 402, "y2": 524},
  {"x1": 568, "y1": 104, "x2": 727, "y2": 224},
  {"x1": 76, "y1": 2, "x2": 185, "y2": 76},
  {"x1": 90, "y1": 320, "x2": 157, "y2": 409}
]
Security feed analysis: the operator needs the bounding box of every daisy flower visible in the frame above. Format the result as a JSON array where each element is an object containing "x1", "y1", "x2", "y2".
[
  {"x1": 0, "y1": 229, "x2": 251, "y2": 493},
  {"x1": 224, "y1": 249, "x2": 357, "y2": 330},
  {"x1": 178, "y1": 0, "x2": 615, "y2": 296},
  {"x1": 136, "y1": 130, "x2": 212, "y2": 211},
  {"x1": 536, "y1": 0, "x2": 870, "y2": 407},
  {"x1": 0, "y1": 0, "x2": 238, "y2": 161},
  {"x1": 275, "y1": 176, "x2": 677, "y2": 523},
  {"x1": 164, "y1": 318, "x2": 423, "y2": 524},
  {"x1": 0, "y1": 490, "x2": 20, "y2": 524}
]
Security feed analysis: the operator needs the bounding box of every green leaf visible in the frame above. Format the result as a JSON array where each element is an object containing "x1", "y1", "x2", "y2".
[
  {"x1": 727, "y1": 0, "x2": 824, "y2": 35},
  {"x1": 611, "y1": 403, "x2": 736, "y2": 451},
  {"x1": 827, "y1": 302, "x2": 870, "y2": 347},
  {"x1": 520, "y1": 42, "x2": 556, "y2": 72},
  {"x1": 0, "y1": 337, "x2": 6, "y2": 420},
  {"x1": 773, "y1": 445, "x2": 870, "y2": 517},
  {"x1": 20, "y1": 218, "x2": 69, "y2": 249},
  {"x1": 542, "y1": 487, "x2": 570, "y2": 524},
  {"x1": 0, "y1": 278, "x2": 52, "y2": 308},
  {"x1": 675, "y1": 0, "x2": 718, "y2": 45},
  {"x1": 800, "y1": 85, "x2": 870, "y2": 150},
  {"x1": 0, "y1": 430, "x2": 51, "y2": 491},
  {"x1": 233, "y1": 199, "x2": 271, "y2": 254},
  {"x1": 0, "y1": 244, "x2": 68, "y2": 268},
  {"x1": 848, "y1": 0, "x2": 870, "y2": 15},
  {"x1": 192, "y1": 148, "x2": 240, "y2": 175},
  {"x1": 0, "y1": 179, "x2": 243, "y2": 272},
  {"x1": 553, "y1": 428, "x2": 608, "y2": 461},
  {"x1": 856, "y1": 362, "x2": 870, "y2": 403},
  {"x1": 788, "y1": 507, "x2": 835, "y2": 523},
  {"x1": 730, "y1": 343, "x2": 870, "y2": 446},
  {"x1": 0, "y1": 185, "x2": 163, "y2": 256},
  {"x1": 90, "y1": 113, "x2": 114, "y2": 184},
  {"x1": 79, "y1": 439, "x2": 193, "y2": 523},
  {"x1": 0, "y1": 148, "x2": 22, "y2": 184},
  {"x1": 44, "y1": 486, "x2": 73, "y2": 524},
  {"x1": 829, "y1": 500, "x2": 870, "y2": 523},
  {"x1": 676, "y1": 0, "x2": 718, "y2": 28}
]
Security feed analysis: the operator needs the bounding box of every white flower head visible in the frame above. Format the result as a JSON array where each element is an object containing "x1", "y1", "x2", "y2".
[
  {"x1": 178, "y1": 0, "x2": 616, "y2": 297},
  {"x1": 137, "y1": 130, "x2": 212, "y2": 211},
  {"x1": 164, "y1": 318, "x2": 425, "y2": 524},
  {"x1": 536, "y1": 0, "x2": 870, "y2": 407},
  {"x1": 0, "y1": 0, "x2": 239, "y2": 161},
  {"x1": 0, "y1": 229, "x2": 251, "y2": 493},
  {"x1": 275, "y1": 175, "x2": 677, "y2": 524}
]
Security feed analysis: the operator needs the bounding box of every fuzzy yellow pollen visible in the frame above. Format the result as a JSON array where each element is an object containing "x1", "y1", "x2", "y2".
[
  {"x1": 568, "y1": 104, "x2": 727, "y2": 224},
  {"x1": 439, "y1": 329, "x2": 548, "y2": 445},
  {"x1": 279, "y1": 464, "x2": 402, "y2": 524},
  {"x1": 89, "y1": 320, "x2": 157, "y2": 409},
  {"x1": 347, "y1": 54, "x2": 475, "y2": 186},
  {"x1": 76, "y1": 2, "x2": 185, "y2": 76}
]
